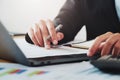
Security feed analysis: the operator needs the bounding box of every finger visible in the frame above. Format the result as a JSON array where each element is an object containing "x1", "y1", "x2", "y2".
[
  {"x1": 33, "y1": 23, "x2": 44, "y2": 47},
  {"x1": 112, "y1": 40, "x2": 120, "y2": 56},
  {"x1": 28, "y1": 27, "x2": 39, "y2": 46},
  {"x1": 57, "y1": 32, "x2": 64, "y2": 41},
  {"x1": 39, "y1": 20, "x2": 50, "y2": 49},
  {"x1": 101, "y1": 33, "x2": 120, "y2": 56},
  {"x1": 46, "y1": 19, "x2": 58, "y2": 45},
  {"x1": 98, "y1": 42, "x2": 105, "y2": 52},
  {"x1": 88, "y1": 32, "x2": 113, "y2": 56},
  {"x1": 112, "y1": 48, "x2": 119, "y2": 57}
]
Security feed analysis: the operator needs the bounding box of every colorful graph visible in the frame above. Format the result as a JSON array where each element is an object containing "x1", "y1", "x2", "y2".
[
  {"x1": 28, "y1": 70, "x2": 48, "y2": 77},
  {"x1": 0, "y1": 67, "x2": 48, "y2": 77}
]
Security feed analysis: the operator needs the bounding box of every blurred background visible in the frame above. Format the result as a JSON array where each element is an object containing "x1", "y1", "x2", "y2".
[
  {"x1": 0, "y1": 0, "x2": 86, "y2": 41},
  {"x1": 0, "y1": 0, "x2": 66, "y2": 33}
]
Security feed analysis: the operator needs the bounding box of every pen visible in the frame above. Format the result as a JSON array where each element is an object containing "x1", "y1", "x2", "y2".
[
  {"x1": 70, "y1": 44, "x2": 89, "y2": 50},
  {"x1": 63, "y1": 44, "x2": 89, "y2": 50},
  {"x1": 46, "y1": 24, "x2": 63, "y2": 41},
  {"x1": 63, "y1": 40, "x2": 94, "y2": 50},
  {"x1": 9, "y1": 32, "x2": 25, "y2": 36}
]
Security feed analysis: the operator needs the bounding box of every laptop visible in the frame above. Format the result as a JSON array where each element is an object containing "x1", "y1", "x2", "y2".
[{"x1": 0, "y1": 22, "x2": 89, "y2": 66}]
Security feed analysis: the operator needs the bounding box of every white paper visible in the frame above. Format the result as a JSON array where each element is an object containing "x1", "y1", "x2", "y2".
[
  {"x1": 14, "y1": 38, "x2": 88, "y2": 58},
  {"x1": 71, "y1": 40, "x2": 95, "y2": 49},
  {"x1": 0, "y1": 61, "x2": 119, "y2": 80}
]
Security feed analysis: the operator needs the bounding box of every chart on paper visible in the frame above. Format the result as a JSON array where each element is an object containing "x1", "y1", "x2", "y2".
[{"x1": 0, "y1": 67, "x2": 49, "y2": 80}]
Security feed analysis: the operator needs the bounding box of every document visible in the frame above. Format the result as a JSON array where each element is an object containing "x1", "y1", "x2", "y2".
[
  {"x1": 14, "y1": 38, "x2": 88, "y2": 58},
  {"x1": 0, "y1": 61, "x2": 119, "y2": 80},
  {"x1": 71, "y1": 40, "x2": 95, "y2": 49}
]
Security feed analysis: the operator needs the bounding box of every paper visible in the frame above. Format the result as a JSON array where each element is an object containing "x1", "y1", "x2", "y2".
[
  {"x1": 64, "y1": 25, "x2": 87, "y2": 45},
  {"x1": 0, "y1": 61, "x2": 119, "y2": 80},
  {"x1": 71, "y1": 40, "x2": 95, "y2": 49},
  {"x1": 14, "y1": 38, "x2": 88, "y2": 58}
]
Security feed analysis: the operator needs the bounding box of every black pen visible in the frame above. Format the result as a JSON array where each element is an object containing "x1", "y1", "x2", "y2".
[
  {"x1": 63, "y1": 44, "x2": 89, "y2": 50},
  {"x1": 63, "y1": 42, "x2": 89, "y2": 50},
  {"x1": 9, "y1": 32, "x2": 25, "y2": 36}
]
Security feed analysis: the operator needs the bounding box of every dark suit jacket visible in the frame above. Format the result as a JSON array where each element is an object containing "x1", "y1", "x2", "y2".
[{"x1": 25, "y1": 0, "x2": 120, "y2": 44}]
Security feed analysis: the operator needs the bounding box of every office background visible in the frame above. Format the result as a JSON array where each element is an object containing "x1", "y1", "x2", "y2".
[
  {"x1": 0, "y1": 0, "x2": 66, "y2": 32},
  {"x1": 0, "y1": 0, "x2": 86, "y2": 41}
]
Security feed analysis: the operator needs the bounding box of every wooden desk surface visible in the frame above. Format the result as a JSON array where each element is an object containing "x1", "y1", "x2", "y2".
[
  {"x1": 0, "y1": 35, "x2": 25, "y2": 63},
  {"x1": 0, "y1": 59, "x2": 10, "y2": 63}
]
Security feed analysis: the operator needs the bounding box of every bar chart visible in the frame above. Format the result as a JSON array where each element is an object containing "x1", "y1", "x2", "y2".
[{"x1": 0, "y1": 67, "x2": 48, "y2": 77}]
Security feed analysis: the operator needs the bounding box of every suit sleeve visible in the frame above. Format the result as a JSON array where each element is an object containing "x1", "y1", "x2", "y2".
[{"x1": 25, "y1": 0, "x2": 85, "y2": 44}]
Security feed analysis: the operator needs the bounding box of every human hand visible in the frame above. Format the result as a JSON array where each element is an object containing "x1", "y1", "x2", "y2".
[
  {"x1": 88, "y1": 32, "x2": 120, "y2": 57},
  {"x1": 27, "y1": 19, "x2": 64, "y2": 49}
]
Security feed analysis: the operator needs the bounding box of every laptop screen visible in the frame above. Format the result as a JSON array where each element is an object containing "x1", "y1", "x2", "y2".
[{"x1": 0, "y1": 22, "x2": 30, "y2": 66}]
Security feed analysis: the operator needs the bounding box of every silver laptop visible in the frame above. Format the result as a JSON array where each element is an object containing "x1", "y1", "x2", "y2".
[{"x1": 0, "y1": 22, "x2": 89, "y2": 66}]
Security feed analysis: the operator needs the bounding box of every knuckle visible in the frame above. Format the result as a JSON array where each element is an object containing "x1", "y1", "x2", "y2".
[
  {"x1": 109, "y1": 33, "x2": 120, "y2": 39},
  {"x1": 95, "y1": 36, "x2": 101, "y2": 41},
  {"x1": 98, "y1": 34, "x2": 105, "y2": 39},
  {"x1": 96, "y1": 36, "x2": 100, "y2": 40},
  {"x1": 95, "y1": 36, "x2": 103, "y2": 42},
  {"x1": 106, "y1": 32, "x2": 113, "y2": 35},
  {"x1": 115, "y1": 33, "x2": 119, "y2": 35},
  {"x1": 114, "y1": 33, "x2": 120, "y2": 36}
]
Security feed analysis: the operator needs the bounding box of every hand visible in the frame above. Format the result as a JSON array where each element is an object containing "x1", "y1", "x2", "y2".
[
  {"x1": 88, "y1": 32, "x2": 120, "y2": 57},
  {"x1": 27, "y1": 19, "x2": 64, "y2": 49}
]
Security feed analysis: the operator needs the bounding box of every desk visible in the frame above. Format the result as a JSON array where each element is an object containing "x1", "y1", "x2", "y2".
[
  {"x1": 0, "y1": 36, "x2": 119, "y2": 80},
  {"x1": 0, "y1": 59, "x2": 10, "y2": 62}
]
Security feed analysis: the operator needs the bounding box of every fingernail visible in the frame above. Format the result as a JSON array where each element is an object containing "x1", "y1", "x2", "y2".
[
  {"x1": 87, "y1": 51, "x2": 92, "y2": 57},
  {"x1": 53, "y1": 40, "x2": 58, "y2": 45},
  {"x1": 45, "y1": 45, "x2": 50, "y2": 49},
  {"x1": 35, "y1": 44, "x2": 40, "y2": 47}
]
